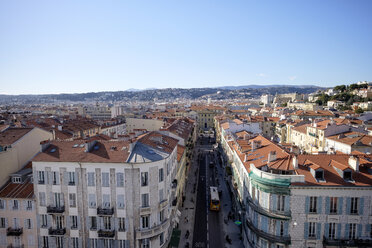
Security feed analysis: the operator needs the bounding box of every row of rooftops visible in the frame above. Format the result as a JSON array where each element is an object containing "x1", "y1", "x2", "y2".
[{"x1": 227, "y1": 133, "x2": 372, "y2": 187}]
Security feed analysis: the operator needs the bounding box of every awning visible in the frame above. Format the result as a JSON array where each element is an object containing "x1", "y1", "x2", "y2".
[{"x1": 169, "y1": 229, "x2": 181, "y2": 247}]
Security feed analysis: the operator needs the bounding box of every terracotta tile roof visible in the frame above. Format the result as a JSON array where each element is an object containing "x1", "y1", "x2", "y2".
[
  {"x1": 137, "y1": 131, "x2": 179, "y2": 155},
  {"x1": 220, "y1": 122, "x2": 230, "y2": 130},
  {"x1": 177, "y1": 145, "x2": 185, "y2": 162},
  {"x1": 292, "y1": 124, "x2": 308, "y2": 134},
  {"x1": 0, "y1": 177, "x2": 33, "y2": 199},
  {"x1": 233, "y1": 119, "x2": 243, "y2": 125},
  {"x1": 327, "y1": 132, "x2": 372, "y2": 146},
  {"x1": 33, "y1": 140, "x2": 131, "y2": 163},
  {"x1": 0, "y1": 128, "x2": 33, "y2": 145},
  {"x1": 166, "y1": 118, "x2": 193, "y2": 141}
]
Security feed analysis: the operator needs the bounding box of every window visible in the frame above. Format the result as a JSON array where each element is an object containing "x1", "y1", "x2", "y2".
[
  {"x1": 118, "y1": 218, "x2": 125, "y2": 231},
  {"x1": 56, "y1": 236, "x2": 63, "y2": 248},
  {"x1": 118, "y1": 240, "x2": 127, "y2": 248},
  {"x1": 330, "y1": 197, "x2": 337, "y2": 214},
  {"x1": 141, "y1": 194, "x2": 149, "y2": 207},
  {"x1": 141, "y1": 215, "x2": 149, "y2": 229},
  {"x1": 0, "y1": 217, "x2": 5, "y2": 228},
  {"x1": 52, "y1": 171, "x2": 59, "y2": 185},
  {"x1": 117, "y1": 195, "x2": 125, "y2": 209},
  {"x1": 68, "y1": 172, "x2": 75, "y2": 185},
  {"x1": 103, "y1": 216, "x2": 111, "y2": 230},
  {"x1": 142, "y1": 238, "x2": 150, "y2": 248},
  {"x1": 159, "y1": 209, "x2": 165, "y2": 223},
  {"x1": 0, "y1": 199, "x2": 4, "y2": 209},
  {"x1": 117, "y1": 173, "x2": 124, "y2": 187},
  {"x1": 103, "y1": 239, "x2": 113, "y2": 248},
  {"x1": 12, "y1": 177, "x2": 21, "y2": 183},
  {"x1": 90, "y1": 239, "x2": 98, "y2": 248},
  {"x1": 87, "y1": 172, "x2": 95, "y2": 186},
  {"x1": 160, "y1": 232, "x2": 164, "y2": 245},
  {"x1": 71, "y1": 216, "x2": 78, "y2": 229},
  {"x1": 159, "y1": 168, "x2": 164, "y2": 182},
  {"x1": 344, "y1": 171, "x2": 352, "y2": 181},
  {"x1": 89, "y1": 194, "x2": 96, "y2": 208},
  {"x1": 308, "y1": 222, "x2": 316, "y2": 238},
  {"x1": 350, "y1": 198, "x2": 358, "y2": 214},
  {"x1": 39, "y1": 192, "x2": 46, "y2": 206},
  {"x1": 315, "y1": 170, "x2": 323, "y2": 180},
  {"x1": 141, "y1": 172, "x2": 148, "y2": 186},
  {"x1": 103, "y1": 194, "x2": 110, "y2": 208},
  {"x1": 13, "y1": 200, "x2": 19, "y2": 210},
  {"x1": 277, "y1": 195, "x2": 285, "y2": 212},
  {"x1": 54, "y1": 193, "x2": 63, "y2": 207},
  {"x1": 26, "y1": 200, "x2": 32, "y2": 210},
  {"x1": 38, "y1": 171, "x2": 45, "y2": 184},
  {"x1": 349, "y1": 223, "x2": 356, "y2": 240},
  {"x1": 25, "y1": 219, "x2": 32, "y2": 229},
  {"x1": 328, "y1": 223, "x2": 336, "y2": 239},
  {"x1": 260, "y1": 239, "x2": 268, "y2": 248},
  {"x1": 41, "y1": 214, "x2": 48, "y2": 227},
  {"x1": 90, "y1": 216, "x2": 97, "y2": 230},
  {"x1": 280, "y1": 221, "x2": 284, "y2": 236},
  {"x1": 102, "y1": 173, "x2": 110, "y2": 187},
  {"x1": 56, "y1": 216, "x2": 64, "y2": 229},
  {"x1": 310, "y1": 197, "x2": 317, "y2": 213},
  {"x1": 72, "y1": 237, "x2": 79, "y2": 248},
  {"x1": 42, "y1": 236, "x2": 49, "y2": 248},
  {"x1": 69, "y1": 193, "x2": 76, "y2": 208}
]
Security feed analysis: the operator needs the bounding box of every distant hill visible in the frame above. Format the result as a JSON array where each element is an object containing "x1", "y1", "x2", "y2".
[{"x1": 216, "y1": 84, "x2": 321, "y2": 90}]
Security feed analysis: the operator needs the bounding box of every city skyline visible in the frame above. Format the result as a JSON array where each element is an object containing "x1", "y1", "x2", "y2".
[{"x1": 1, "y1": 0, "x2": 372, "y2": 94}]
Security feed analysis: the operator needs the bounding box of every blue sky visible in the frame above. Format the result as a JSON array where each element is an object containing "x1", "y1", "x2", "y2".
[{"x1": 1, "y1": 0, "x2": 371, "y2": 94}]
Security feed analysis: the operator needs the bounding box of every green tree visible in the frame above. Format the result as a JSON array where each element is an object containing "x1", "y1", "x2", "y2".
[
  {"x1": 355, "y1": 107, "x2": 364, "y2": 114},
  {"x1": 334, "y1": 85, "x2": 346, "y2": 92}
]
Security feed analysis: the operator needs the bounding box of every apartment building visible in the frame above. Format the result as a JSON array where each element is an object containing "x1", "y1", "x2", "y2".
[
  {"x1": 126, "y1": 118, "x2": 164, "y2": 133},
  {"x1": 219, "y1": 131, "x2": 372, "y2": 248},
  {"x1": 0, "y1": 166, "x2": 37, "y2": 248},
  {"x1": 0, "y1": 127, "x2": 53, "y2": 186},
  {"x1": 78, "y1": 106, "x2": 116, "y2": 120},
  {"x1": 32, "y1": 131, "x2": 180, "y2": 248}
]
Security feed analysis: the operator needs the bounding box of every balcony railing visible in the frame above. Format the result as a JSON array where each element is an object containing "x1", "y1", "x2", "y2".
[
  {"x1": 323, "y1": 236, "x2": 372, "y2": 247},
  {"x1": 246, "y1": 218, "x2": 291, "y2": 245},
  {"x1": 6, "y1": 227, "x2": 23, "y2": 236},
  {"x1": 97, "y1": 229, "x2": 115, "y2": 238},
  {"x1": 47, "y1": 205, "x2": 65, "y2": 213},
  {"x1": 7, "y1": 245, "x2": 24, "y2": 248},
  {"x1": 48, "y1": 227, "x2": 66, "y2": 236},
  {"x1": 97, "y1": 207, "x2": 114, "y2": 216},
  {"x1": 136, "y1": 219, "x2": 170, "y2": 239},
  {"x1": 247, "y1": 197, "x2": 291, "y2": 220}
]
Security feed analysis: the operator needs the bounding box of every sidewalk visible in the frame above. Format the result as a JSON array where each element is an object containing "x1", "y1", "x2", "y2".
[{"x1": 178, "y1": 147, "x2": 199, "y2": 248}]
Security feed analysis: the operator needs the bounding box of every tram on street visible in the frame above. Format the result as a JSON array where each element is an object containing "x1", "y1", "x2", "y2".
[{"x1": 209, "y1": 186, "x2": 220, "y2": 211}]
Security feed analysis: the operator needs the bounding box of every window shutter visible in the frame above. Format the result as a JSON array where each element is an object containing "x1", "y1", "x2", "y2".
[
  {"x1": 346, "y1": 198, "x2": 351, "y2": 215},
  {"x1": 325, "y1": 197, "x2": 330, "y2": 214},
  {"x1": 284, "y1": 196, "x2": 290, "y2": 213},
  {"x1": 284, "y1": 221, "x2": 289, "y2": 236},
  {"x1": 316, "y1": 223, "x2": 321, "y2": 239},
  {"x1": 75, "y1": 171, "x2": 79, "y2": 185},
  {"x1": 115, "y1": 218, "x2": 119, "y2": 231},
  {"x1": 77, "y1": 216, "x2": 81, "y2": 229},
  {"x1": 24, "y1": 219, "x2": 27, "y2": 229},
  {"x1": 37, "y1": 215, "x2": 40, "y2": 228},
  {"x1": 79, "y1": 237, "x2": 82, "y2": 248},
  {"x1": 366, "y1": 224, "x2": 371, "y2": 238},
  {"x1": 261, "y1": 216, "x2": 268, "y2": 232},
  {"x1": 64, "y1": 172, "x2": 69, "y2": 185},
  {"x1": 276, "y1": 220, "x2": 280, "y2": 236},
  {"x1": 125, "y1": 218, "x2": 129, "y2": 232},
  {"x1": 317, "y1": 197, "x2": 322, "y2": 214},
  {"x1": 66, "y1": 216, "x2": 70, "y2": 229},
  {"x1": 344, "y1": 224, "x2": 349, "y2": 239},
  {"x1": 336, "y1": 223, "x2": 341, "y2": 239},
  {"x1": 357, "y1": 224, "x2": 362, "y2": 238},
  {"x1": 271, "y1": 194, "x2": 277, "y2": 211},
  {"x1": 324, "y1": 223, "x2": 329, "y2": 238},
  {"x1": 305, "y1": 196, "x2": 310, "y2": 214},
  {"x1": 359, "y1": 197, "x2": 364, "y2": 215},
  {"x1": 338, "y1": 197, "x2": 343, "y2": 214},
  {"x1": 47, "y1": 215, "x2": 52, "y2": 228},
  {"x1": 304, "y1": 222, "x2": 309, "y2": 239}
]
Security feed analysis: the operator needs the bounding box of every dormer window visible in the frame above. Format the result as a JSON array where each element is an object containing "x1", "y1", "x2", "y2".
[
  {"x1": 12, "y1": 177, "x2": 22, "y2": 184},
  {"x1": 315, "y1": 171, "x2": 324, "y2": 181},
  {"x1": 344, "y1": 171, "x2": 352, "y2": 181}
]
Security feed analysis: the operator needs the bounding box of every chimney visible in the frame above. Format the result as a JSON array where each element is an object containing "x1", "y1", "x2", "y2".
[
  {"x1": 348, "y1": 156, "x2": 359, "y2": 172},
  {"x1": 268, "y1": 151, "x2": 277, "y2": 162},
  {"x1": 251, "y1": 140, "x2": 257, "y2": 151},
  {"x1": 244, "y1": 154, "x2": 247, "y2": 162},
  {"x1": 40, "y1": 140, "x2": 51, "y2": 152},
  {"x1": 292, "y1": 155, "x2": 298, "y2": 169},
  {"x1": 58, "y1": 125, "x2": 63, "y2": 131},
  {"x1": 85, "y1": 140, "x2": 97, "y2": 153}
]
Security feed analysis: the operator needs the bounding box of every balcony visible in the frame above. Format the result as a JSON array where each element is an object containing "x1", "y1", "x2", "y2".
[
  {"x1": 47, "y1": 205, "x2": 65, "y2": 213},
  {"x1": 136, "y1": 219, "x2": 170, "y2": 239},
  {"x1": 323, "y1": 237, "x2": 372, "y2": 247},
  {"x1": 7, "y1": 245, "x2": 24, "y2": 248},
  {"x1": 247, "y1": 197, "x2": 291, "y2": 220},
  {"x1": 97, "y1": 207, "x2": 114, "y2": 216},
  {"x1": 48, "y1": 227, "x2": 66, "y2": 235},
  {"x1": 97, "y1": 229, "x2": 116, "y2": 238},
  {"x1": 6, "y1": 227, "x2": 23, "y2": 236},
  {"x1": 159, "y1": 199, "x2": 168, "y2": 209},
  {"x1": 246, "y1": 218, "x2": 291, "y2": 245}
]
